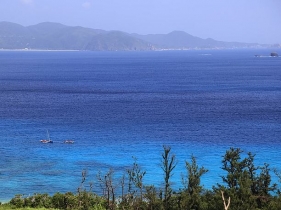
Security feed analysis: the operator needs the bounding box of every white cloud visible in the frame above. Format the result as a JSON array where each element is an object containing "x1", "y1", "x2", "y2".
[
  {"x1": 20, "y1": 0, "x2": 33, "y2": 4},
  {"x1": 82, "y1": 2, "x2": 91, "y2": 9}
]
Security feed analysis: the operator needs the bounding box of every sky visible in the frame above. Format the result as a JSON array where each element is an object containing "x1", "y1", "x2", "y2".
[{"x1": 0, "y1": 0, "x2": 280, "y2": 44}]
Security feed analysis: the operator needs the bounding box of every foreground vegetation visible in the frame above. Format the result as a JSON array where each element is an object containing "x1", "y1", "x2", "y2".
[{"x1": 1, "y1": 147, "x2": 281, "y2": 210}]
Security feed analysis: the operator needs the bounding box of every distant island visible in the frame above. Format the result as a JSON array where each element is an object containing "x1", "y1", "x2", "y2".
[{"x1": 0, "y1": 21, "x2": 279, "y2": 51}]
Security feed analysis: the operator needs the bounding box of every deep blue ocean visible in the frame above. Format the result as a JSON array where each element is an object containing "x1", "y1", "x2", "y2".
[{"x1": 0, "y1": 49, "x2": 280, "y2": 201}]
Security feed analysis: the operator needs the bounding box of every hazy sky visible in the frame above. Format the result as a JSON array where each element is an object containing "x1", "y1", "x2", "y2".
[{"x1": 1, "y1": 0, "x2": 280, "y2": 44}]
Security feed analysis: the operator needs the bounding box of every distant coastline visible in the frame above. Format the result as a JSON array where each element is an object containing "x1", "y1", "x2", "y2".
[
  {"x1": 0, "y1": 21, "x2": 279, "y2": 51},
  {"x1": 0, "y1": 48, "x2": 80, "y2": 52}
]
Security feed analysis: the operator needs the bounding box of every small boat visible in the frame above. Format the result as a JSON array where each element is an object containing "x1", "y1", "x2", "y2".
[
  {"x1": 270, "y1": 52, "x2": 279, "y2": 57},
  {"x1": 40, "y1": 139, "x2": 53, "y2": 144},
  {"x1": 64, "y1": 140, "x2": 75, "y2": 144},
  {"x1": 40, "y1": 130, "x2": 53, "y2": 144}
]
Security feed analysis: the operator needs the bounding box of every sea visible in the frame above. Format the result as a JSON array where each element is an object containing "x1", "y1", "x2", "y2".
[{"x1": 0, "y1": 49, "x2": 280, "y2": 201}]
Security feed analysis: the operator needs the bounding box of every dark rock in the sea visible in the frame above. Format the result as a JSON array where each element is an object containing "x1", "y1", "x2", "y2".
[{"x1": 270, "y1": 52, "x2": 279, "y2": 57}]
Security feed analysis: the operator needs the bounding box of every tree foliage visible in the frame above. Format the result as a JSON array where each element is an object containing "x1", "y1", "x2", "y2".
[
  {"x1": 3, "y1": 147, "x2": 281, "y2": 210},
  {"x1": 161, "y1": 145, "x2": 177, "y2": 210},
  {"x1": 180, "y1": 155, "x2": 208, "y2": 209}
]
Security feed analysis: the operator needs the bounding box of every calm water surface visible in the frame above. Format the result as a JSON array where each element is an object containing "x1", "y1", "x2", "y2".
[{"x1": 0, "y1": 50, "x2": 280, "y2": 201}]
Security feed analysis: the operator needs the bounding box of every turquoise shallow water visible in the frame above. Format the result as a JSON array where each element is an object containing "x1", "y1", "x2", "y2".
[{"x1": 0, "y1": 50, "x2": 280, "y2": 201}]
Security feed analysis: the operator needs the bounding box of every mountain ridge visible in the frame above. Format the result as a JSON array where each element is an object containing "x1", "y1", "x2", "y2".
[{"x1": 0, "y1": 21, "x2": 274, "y2": 51}]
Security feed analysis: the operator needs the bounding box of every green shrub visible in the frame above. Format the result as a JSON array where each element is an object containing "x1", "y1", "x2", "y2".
[
  {"x1": 9, "y1": 194, "x2": 25, "y2": 208},
  {"x1": 52, "y1": 192, "x2": 66, "y2": 209},
  {"x1": 25, "y1": 193, "x2": 52, "y2": 208}
]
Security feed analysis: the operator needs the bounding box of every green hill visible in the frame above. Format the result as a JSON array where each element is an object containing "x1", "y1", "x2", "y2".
[
  {"x1": 0, "y1": 22, "x2": 153, "y2": 51},
  {"x1": 0, "y1": 22, "x2": 270, "y2": 50}
]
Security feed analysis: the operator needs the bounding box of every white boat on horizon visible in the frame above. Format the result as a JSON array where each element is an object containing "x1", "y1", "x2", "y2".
[
  {"x1": 64, "y1": 140, "x2": 74, "y2": 144},
  {"x1": 40, "y1": 130, "x2": 53, "y2": 144}
]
